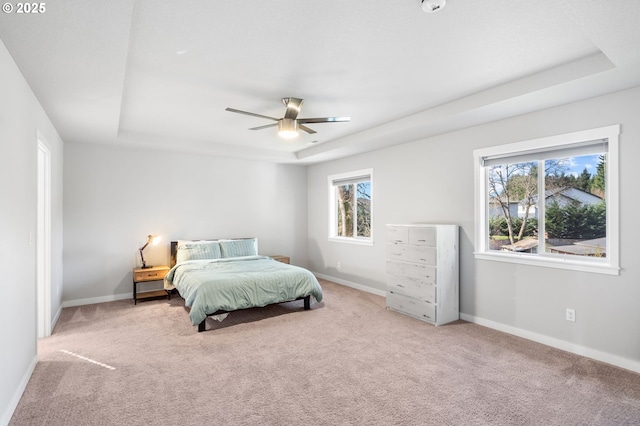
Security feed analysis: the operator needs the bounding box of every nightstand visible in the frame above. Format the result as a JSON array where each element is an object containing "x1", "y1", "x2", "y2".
[
  {"x1": 133, "y1": 265, "x2": 170, "y2": 305},
  {"x1": 269, "y1": 255, "x2": 290, "y2": 264}
]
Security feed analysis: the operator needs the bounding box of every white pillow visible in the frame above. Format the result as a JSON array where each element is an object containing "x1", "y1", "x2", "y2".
[
  {"x1": 219, "y1": 238, "x2": 258, "y2": 258},
  {"x1": 176, "y1": 240, "x2": 222, "y2": 263}
]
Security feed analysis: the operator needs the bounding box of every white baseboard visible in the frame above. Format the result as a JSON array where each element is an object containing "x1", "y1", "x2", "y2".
[
  {"x1": 0, "y1": 356, "x2": 37, "y2": 426},
  {"x1": 461, "y1": 313, "x2": 640, "y2": 374},
  {"x1": 61, "y1": 292, "x2": 131, "y2": 308},
  {"x1": 62, "y1": 274, "x2": 383, "y2": 309},
  {"x1": 51, "y1": 305, "x2": 63, "y2": 332},
  {"x1": 313, "y1": 272, "x2": 386, "y2": 297},
  {"x1": 312, "y1": 273, "x2": 640, "y2": 374}
]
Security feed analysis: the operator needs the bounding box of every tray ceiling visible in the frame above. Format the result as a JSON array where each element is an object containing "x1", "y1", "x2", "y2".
[{"x1": 1, "y1": 0, "x2": 639, "y2": 163}]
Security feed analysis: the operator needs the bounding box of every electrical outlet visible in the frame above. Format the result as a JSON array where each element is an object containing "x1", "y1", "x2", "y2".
[
  {"x1": 566, "y1": 308, "x2": 576, "y2": 322},
  {"x1": 337, "y1": 261, "x2": 341, "y2": 269}
]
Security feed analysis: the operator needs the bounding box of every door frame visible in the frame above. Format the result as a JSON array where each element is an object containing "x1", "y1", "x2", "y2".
[{"x1": 37, "y1": 134, "x2": 52, "y2": 338}]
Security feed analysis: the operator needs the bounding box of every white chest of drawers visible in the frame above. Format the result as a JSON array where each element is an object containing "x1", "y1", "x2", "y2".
[{"x1": 386, "y1": 224, "x2": 459, "y2": 326}]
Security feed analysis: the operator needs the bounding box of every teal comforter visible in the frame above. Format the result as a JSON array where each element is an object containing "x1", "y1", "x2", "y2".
[{"x1": 164, "y1": 256, "x2": 323, "y2": 326}]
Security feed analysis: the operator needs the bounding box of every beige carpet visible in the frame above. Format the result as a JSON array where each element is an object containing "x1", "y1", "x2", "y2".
[{"x1": 10, "y1": 280, "x2": 640, "y2": 425}]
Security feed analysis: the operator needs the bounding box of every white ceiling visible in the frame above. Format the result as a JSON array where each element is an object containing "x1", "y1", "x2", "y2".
[{"x1": 1, "y1": 0, "x2": 639, "y2": 163}]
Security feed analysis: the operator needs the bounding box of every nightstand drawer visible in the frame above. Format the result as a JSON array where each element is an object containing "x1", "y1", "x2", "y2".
[{"x1": 133, "y1": 267, "x2": 169, "y2": 282}]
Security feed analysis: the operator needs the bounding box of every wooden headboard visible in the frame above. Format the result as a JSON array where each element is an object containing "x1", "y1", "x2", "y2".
[{"x1": 170, "y1": 241, "x2": 179, "y2": 268}]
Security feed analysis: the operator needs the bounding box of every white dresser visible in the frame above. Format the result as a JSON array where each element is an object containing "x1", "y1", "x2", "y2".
[{"x1": 386, "y1": 224, "x2": 459, "y2": 326}]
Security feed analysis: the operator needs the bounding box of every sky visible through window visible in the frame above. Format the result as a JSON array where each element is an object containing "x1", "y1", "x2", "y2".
[
  {"x1": 567, "y1": 154, "x2": 601, "y2": 176},
  {"x1": 357, "y1": 182, "x2": 371, "y2": 199}
]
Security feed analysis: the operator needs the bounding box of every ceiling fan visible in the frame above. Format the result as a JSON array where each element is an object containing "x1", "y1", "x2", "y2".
[{"x1": 225, "y1": 97, "x2": 350, "y2": 139}]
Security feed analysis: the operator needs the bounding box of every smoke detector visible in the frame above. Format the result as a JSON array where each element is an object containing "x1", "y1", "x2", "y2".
[{"x1": 422, "y1": 0, "x2": 446, "y2": 13}]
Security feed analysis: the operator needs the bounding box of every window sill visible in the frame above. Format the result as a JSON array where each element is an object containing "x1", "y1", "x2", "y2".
[
  {"x1": 474, "y1": 251, "x2": 619, "y2": 275},
  {"x1": 328, "y1": 237, "x2": 374, "y2": 247}
]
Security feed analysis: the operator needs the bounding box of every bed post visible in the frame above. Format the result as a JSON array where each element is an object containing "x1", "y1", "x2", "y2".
[
  {"x1": 198, "y1": 320, "x2": 206, "y2": 332},
  {"x1": 304, "y1": 295, "x2": 310, "y2": 310}
]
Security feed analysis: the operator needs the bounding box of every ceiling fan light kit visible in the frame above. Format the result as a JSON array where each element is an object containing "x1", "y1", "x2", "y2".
[
  {"x1": 278, "y1": 118, "x2": 299, "y2": 139},
  {"x1": 225, "y1": 97, "x2": 350, "y2": 139},
  {"x1": 422, "y1": 0, "x2": 446, "y2": 13}
]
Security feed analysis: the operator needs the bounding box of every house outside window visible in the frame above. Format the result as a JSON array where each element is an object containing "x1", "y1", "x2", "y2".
[
  {"x1": 474, "y1": 125, "x2": 619, "y2": 275},
  {"x1": 328, "y1": 169, "x2": 373, "y2": 245}
]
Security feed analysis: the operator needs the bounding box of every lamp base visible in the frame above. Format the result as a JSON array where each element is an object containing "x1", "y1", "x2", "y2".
[{"x1": 140, "y1": 265, "x2": 153, "y2": 269}]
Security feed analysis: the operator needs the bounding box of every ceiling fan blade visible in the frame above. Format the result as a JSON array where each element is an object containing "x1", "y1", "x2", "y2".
[
  {"x1": 283, "y1": 97, "x2": 304, "y2": 120},
  {"x1": 299, "y1": 124, "x2": 317, "y2": 134},
  {"x1": 225, "y1": 107, "x2": 279, "y2": 122},
  {"x1": 249, "y1": 123, "x2": 279, "y2": 131},
  {"x1": 298, "y1": 116, "x2": 350, "y2": 124}
]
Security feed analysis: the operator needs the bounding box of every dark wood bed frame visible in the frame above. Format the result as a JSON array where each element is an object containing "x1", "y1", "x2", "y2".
[{"x1": 170, "y1": 240, "x2": 311, "y2": 332}]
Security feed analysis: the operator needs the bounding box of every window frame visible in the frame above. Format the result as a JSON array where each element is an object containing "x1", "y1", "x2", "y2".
[
  {"x1": 473, "y1": 125, "x2": 620, "y2": 275},
  {"x1": 328, "y1": 168, "x2": 374, "y2": 246}
]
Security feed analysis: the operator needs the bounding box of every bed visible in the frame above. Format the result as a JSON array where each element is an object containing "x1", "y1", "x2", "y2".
[{"x1": 164, "y1": 239, "x2": 323, "y2": 332}]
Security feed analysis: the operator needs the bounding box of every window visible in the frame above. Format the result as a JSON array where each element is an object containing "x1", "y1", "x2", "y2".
[
  {"x1": 474, "y1": 125, "x2": 619, "y2": 275},
  {"x1": 328, "y1": 169, "x2": 373, "y2": 245}
]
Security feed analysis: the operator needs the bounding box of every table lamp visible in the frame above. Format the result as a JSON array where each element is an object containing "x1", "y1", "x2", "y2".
[{"x1": 139, "y1": 234, "x2": 161, "y2": 269}]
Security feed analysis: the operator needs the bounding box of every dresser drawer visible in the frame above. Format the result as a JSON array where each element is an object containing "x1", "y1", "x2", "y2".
[
  {"x1": 409, "y1": 226, "x2": 437, "y2": 246},
  {"x1": 387, "y1": 260, "x2": 437, "y2": 285},
  {"x1": 386, "y1": 243, "x2": 436, "y2": 265},
  {"x1": 387, "y1": 275, "x2": 436, "y2": 303},
  {"x1": 387, "y1": 292, "x2": 436, "y2": 322},
  {"x1": 386, "y1": 225, "x2": 409, "y2": 244}
]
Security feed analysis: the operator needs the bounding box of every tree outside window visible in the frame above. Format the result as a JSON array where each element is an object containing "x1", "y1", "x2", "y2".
[
  {"x1": 336, "y1": 182, "x2": 371, "y2": 238},
  {"x1": 329, "y1": 169, "x2": 373, "y2": 243}
]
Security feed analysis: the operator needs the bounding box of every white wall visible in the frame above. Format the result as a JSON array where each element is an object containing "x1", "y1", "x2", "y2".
[
  {"x1": 0, "y1": 40, "x2": 64, "y2": 425},
  {"x1": 307, "y1": 86, "x2": 640, "y2": 371},
  {"x1": 63, "y1": 142, "x2": 308, "y2": 303}
]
